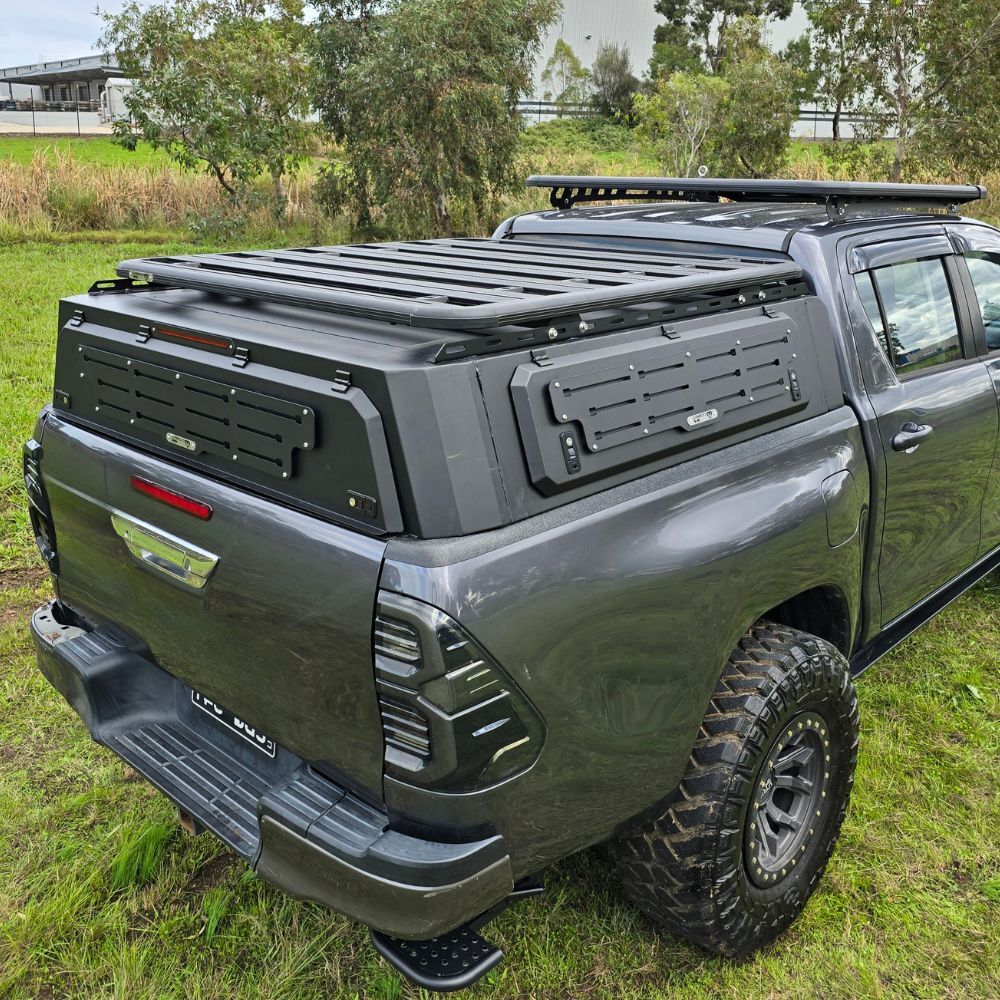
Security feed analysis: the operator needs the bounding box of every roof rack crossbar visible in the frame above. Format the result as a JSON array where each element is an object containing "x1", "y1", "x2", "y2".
[{"x1": 526, "y1": 176, "x2": 987, "y2": 218}]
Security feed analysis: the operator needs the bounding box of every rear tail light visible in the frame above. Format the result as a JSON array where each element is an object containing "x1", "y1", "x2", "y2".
[
  {"x1": 23, "y1": 439, "x2": 58, "y2": 572},
  {"x1": 130, "y1": 476, "x2": 213, "y2": 520},
  {"x1": 378, "y1": 695, "x2": 432, "y2": 760},
  {"x1": 373, "y1": 591, "x2": 544, "y2": 793},
  {"x1": 374, "y1": 615, "x2": 421, "y2": 665}
]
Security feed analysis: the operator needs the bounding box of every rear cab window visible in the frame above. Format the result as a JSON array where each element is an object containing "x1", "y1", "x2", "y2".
[
  {"x1": 962, "y1": 251, "x2": 1000, "y2": 351},
  {"x1": 852, "y1": 256, "x2": 963, "y2": 376}
]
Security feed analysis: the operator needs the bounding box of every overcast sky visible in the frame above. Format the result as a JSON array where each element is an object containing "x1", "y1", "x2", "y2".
[
  {"x1": 1, "y1": 1, "x2": 809, "y2": 71},
  {"x1": 0, "y1": 3, "x2": 131, "y2": 69}
]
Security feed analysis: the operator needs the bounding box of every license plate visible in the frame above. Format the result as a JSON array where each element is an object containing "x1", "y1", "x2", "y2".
[{"x1": 191, "y1": 690, "x2": 276, "y2": 757}]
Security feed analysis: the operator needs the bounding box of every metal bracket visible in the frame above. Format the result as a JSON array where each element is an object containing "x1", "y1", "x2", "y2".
[
  {"x1": 70, "y1": 310, "x2": 84, "y2": 328},
  {"x1": 88, "y1": 276, "x2": 161, "y2": 295},
  {"x1": 136, "y1": 323, "x2": 151, "y2": 344},
  {"x1": 231, "y1": 345, "x2": 250, "y2": 369},
  {"x1": 530, "y1": 349, "x2": 553, "y2": 367},
  {"x1": 332, "y1": 369, "x2": 352, "y2": 393}
]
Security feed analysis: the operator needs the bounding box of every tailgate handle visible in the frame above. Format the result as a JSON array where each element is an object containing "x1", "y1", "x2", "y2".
[{"x1": 111, "y1": 511, "x2": 219, "y2": 590}]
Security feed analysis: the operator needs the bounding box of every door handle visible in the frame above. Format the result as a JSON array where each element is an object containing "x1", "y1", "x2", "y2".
[
  {"x1": 111, "y1": 510, "x2": 219, "y2": 589},
  {"x1": 892, "y1": 422, "x2": 934, "y2": 452}
]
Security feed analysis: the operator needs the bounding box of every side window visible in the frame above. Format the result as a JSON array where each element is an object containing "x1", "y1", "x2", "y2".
[
  {"x1": 854, "y1": 271, "x2": 887, "y2": 338},
  {"x1": 870, "y1": 257, "x2": 963, "y2": 375},
  {"x1": 964, "y1": 252, "x2": 1000, "y2": 351}
]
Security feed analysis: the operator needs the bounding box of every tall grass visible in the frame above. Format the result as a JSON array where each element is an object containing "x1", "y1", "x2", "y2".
[
  {"x1": 0, "y1": 151, "x2": 322, "y2": 240},
  {"x1": 1, "y1": 142, "x2": 997, "y2": 241}
]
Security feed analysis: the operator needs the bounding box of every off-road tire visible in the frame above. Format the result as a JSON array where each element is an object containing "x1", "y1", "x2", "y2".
[{"x1": 615, "y1": 621, "x2": 859, "y2": 958}]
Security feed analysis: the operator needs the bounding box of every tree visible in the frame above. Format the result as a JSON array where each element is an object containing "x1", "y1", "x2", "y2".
[
  {"x1": 590, "y1": 42, "x2": 639, "y2": 120},
  {"x1": 853, "y1": 0, "x2": 998, "y2": 180},
  {"x1": 312, "y1": 0, "x2": 559, "y2": 237},
  {"x1": 715, "y1": 24, "x2": 796, "y2": 176},
  {"x1": 633, "y1": 72, "x2": 730, "y2": 176},
  {"x1": 778, "y1": 33, "x2": 817, "y2": 110},
  {"x1": 908, "y1": 0, "x2": 1000, "y2": 178},
  {"x1": 634, "y1": 19, "x2": 796, "y2": 179},
  {"x1": 541, "y1": 37, "x2": 590, "y2": 114},
  {"x1": 311, "y1": 1, "x2": 388, "y2": 231},
  {"x1": 801, "y1": 0, "x2": 869, "y2": 142},
  {"x1": 99, "y1": 0, "x2": 312, "y2": 206},
  {"x1": 652, "y1": 0, "x2": 793, "y2": 74},
  {"x1": 311, "y1": 1, "x2": 387, "y2": 146}
]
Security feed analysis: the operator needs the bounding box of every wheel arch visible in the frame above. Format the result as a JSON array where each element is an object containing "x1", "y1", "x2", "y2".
[{"x1": 759, "y1": 585, "x2": 853, "y2": 656}]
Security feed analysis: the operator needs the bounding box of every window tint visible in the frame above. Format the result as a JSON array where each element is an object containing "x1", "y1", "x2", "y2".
[
  {"x1": 871, "y1": 257, "x2": 962, "y2": 374},
  {"x1": 964, "y1": 252, "x2": 1000, "y2": 350}
]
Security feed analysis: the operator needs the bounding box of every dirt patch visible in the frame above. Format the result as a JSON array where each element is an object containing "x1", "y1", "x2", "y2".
[
  {"x1": 0, "y1": 566, "x2": 50, "y2": 631},
  {"x1": 186, "y1": 852, "x2": 235, "y2": 894},
  {"x1": 0, "y1": 602, "x2": 33, "y2": 632},
  {"x1": 0, "y1": 566, "x2": 47, "y2": 593}
]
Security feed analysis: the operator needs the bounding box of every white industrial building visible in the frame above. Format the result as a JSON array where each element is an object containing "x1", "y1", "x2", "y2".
[{"x1": 0, "y1": 54, "x2": 121, "y2": 109}]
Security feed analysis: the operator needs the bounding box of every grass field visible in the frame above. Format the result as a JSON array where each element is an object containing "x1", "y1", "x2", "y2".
[
  {"x1": 1, "y1": 227, "x2": 999, "y2": 998},
  {"x1": 0, "y1": 136, "x2": 169, "y2": 168}
]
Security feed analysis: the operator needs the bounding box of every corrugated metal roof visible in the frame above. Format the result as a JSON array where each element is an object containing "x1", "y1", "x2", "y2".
[{"x1": 0, "y1": 54, "x2": 120, "y2": 85}]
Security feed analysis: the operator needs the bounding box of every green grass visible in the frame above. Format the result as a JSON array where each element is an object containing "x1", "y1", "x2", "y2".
[
  {"x1": 1, "y1": 240, "x2": 999, "y2": 998},
  {"x1": 0, "y1": 136, "x2": 170, "y2": 168}
]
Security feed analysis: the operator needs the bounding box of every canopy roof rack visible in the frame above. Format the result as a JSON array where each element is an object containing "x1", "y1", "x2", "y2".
[
  {"x1": 527, "y1": 175, "x2": 987, "y2": 217},
  {"x1": 114, "y1": 239, "x2": 803, "y2": 358}
]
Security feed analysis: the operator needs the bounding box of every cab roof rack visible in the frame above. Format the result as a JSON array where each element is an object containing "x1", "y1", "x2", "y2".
[{"x1": 527, "y1": 175, "x2": 987, "y2": 218}]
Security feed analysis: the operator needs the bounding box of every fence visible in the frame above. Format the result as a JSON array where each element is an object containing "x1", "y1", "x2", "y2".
[
  {"x1": 517, "y1": 99, "x2": 890, "y2": 140},
  {"x1": 0, "y1": 97, "x2": 892, "y2": 141},
  {"x1": 0, "y1": 99, "x2": 110, "y2": 136}
]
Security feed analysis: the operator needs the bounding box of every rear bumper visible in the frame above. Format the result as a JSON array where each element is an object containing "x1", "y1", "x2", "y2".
[{"x1": 30, "y1": 602, "x2": 513, "y2": 940}]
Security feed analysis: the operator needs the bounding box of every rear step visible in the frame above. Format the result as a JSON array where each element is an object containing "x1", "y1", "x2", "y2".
[
  {"x1": 108, "y1": 722, "x2": 271, "y2": 858},
  {"x1": 30, "y1": 601, "x2": 517, "y2": 955},
  {"x1": 371, "y1": 880, "x2": 544, "y2": 992}
]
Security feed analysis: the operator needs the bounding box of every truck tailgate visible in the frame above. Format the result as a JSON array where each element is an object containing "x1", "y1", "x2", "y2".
[{"x1": 38, "y1": 412, "x2": 386, "y2": 799}]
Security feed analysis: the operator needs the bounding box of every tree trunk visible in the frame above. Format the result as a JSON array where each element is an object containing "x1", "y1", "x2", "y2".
[
  {"x1": 832, "y1": 103, "x2": 842, "y2": 143},
  {"x1": 272, "y1": 169, "x2": 287, "y2": 212},
  {"x1": 434, "y1": 191, "x2": 452, "y2": 237},
  {"x1": 210, "y1": 162, "x2": 237, "y2": 198},
  {"x1": 890, "y1": 144, "x2": 904, "y2": 183}
]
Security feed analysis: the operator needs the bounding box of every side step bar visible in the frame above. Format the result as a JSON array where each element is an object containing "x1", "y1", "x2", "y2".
[{"x1": 371, "y1": 880, "x2": 544, "y2": 992}]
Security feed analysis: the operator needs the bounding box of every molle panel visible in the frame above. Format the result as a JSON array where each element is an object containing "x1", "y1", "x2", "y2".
[
  {"x1": 54, "y1": 319, "x2": 402, "y2": 535},
  {"x1": 75, "y1": 345, "x2": 315, "y2": 478},
  {"x1": 509, "y1": 302, "x2": 832, "y2": 494}
]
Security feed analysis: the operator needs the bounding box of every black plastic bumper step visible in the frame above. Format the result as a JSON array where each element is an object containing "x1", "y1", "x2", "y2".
[
  {"x1": 370, "y1": 878, "x2": 543, "y2": 991},
  {"x1": 371, "y1": 924, "x2": 503, "y2": 993},
  {"x1": 107, "y1": 722, "x2": 269, "y2": 858}
]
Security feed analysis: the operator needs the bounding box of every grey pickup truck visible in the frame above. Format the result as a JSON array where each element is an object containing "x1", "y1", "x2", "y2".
[{"x1": 24, "y1": 178, "x2": 1000, "y2": 991}]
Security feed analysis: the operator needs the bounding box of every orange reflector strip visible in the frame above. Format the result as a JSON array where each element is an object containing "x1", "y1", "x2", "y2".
[
  {"x1": 131, "y1": 476, "x2": 213, "y2": 520},
  {"x1": 156, "y1": 327, "x2": 232, "y2": 351}
]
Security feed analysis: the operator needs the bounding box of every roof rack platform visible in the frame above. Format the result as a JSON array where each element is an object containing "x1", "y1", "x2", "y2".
[
  {"x1": 527, "y1": 175, "x2": 987, "y2": 216},
  {"x1": 115, "y1": 239, "x2": 803, "y2": 349}
]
